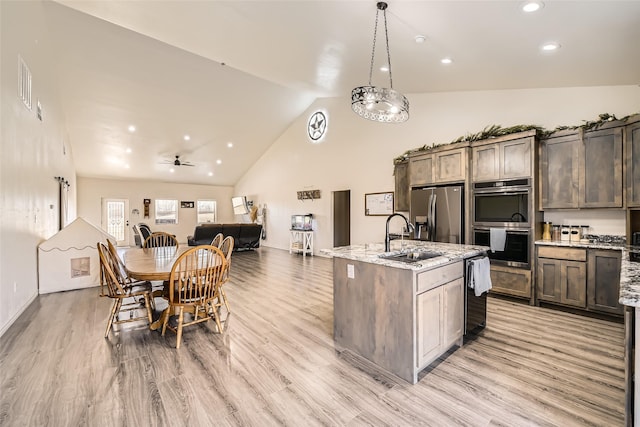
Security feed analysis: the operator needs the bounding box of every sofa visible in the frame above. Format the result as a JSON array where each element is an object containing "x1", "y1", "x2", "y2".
[{"x1": 187, "y1": 223, "x2": 262, "y2": 251}]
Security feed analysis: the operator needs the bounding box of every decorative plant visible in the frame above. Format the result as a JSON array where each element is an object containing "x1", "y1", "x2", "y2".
[{"x1": 394, "y1": 112, "x2": 637, "y2": 164}]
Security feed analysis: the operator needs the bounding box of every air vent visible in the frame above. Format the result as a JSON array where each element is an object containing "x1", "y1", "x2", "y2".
[{"x1": 18, "y1": 55, "x2": 32, "y2": 110}]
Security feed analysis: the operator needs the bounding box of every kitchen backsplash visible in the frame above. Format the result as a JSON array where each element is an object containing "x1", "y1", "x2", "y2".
[{"x1": 543, "y1": 209, "x2": 626, "y2": 237}]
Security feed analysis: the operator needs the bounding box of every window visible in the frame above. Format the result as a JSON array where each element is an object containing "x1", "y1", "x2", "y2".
[
  {"x1": 197, "y1": 200, "x2": 217, "y2": 224},
  {"x1": 155, "y1": 199, "x2": 178, "y2": 224}
]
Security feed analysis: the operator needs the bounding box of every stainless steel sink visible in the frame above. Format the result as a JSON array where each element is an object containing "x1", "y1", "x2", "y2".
[{"x1": 380, "y1": 251, "x2": 443, "y2": 263}]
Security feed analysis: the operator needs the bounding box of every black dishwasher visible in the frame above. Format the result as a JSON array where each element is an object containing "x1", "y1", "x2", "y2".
[{"x1": 464, "y1": 255, "x2": 488, "y2": 336}]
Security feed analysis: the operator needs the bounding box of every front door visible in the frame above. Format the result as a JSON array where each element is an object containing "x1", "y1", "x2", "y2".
[{"x1": 102, "y1": 198, "x2": 129, "y2": 246}]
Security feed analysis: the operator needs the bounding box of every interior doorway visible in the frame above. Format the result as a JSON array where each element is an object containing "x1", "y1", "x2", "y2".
[
  {"x1": 102, "y1": 198, "x2": 129, "y2": 246},
  {"x1": 333, "y1": 190, "x2": 351, "y2": 247}
]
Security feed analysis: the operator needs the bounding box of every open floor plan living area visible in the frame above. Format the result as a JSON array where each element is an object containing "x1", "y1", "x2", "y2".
[
  {"x1": 0, "y1": 248, "x2": 625, "y2": 426},
  {"x1": 2, "y1": 1, "x2": 639, "y2": 426}
]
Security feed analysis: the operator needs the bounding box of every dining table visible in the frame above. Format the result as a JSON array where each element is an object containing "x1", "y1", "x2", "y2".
[
  {"x1": 123, "y1": 245, "x2": 190, "y2": 330},
  {"x1": 123, "y1": 245, "x2": 190, "y2": 281}
]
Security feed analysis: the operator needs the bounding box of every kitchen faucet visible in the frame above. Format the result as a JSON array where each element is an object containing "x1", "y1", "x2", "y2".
[{"x1": 385, "y1": 213, "x2": 414, "y2": 252}]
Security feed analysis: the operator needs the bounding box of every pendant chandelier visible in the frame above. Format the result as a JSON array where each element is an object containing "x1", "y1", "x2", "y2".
[{"x1": 351, "y1": 1, "x2": 409, "y2": 123}]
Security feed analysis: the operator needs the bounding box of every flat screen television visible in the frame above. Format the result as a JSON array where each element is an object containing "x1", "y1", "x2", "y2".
[{"x1": 232, "y1": 196, "x2": 249, "y2": 215}]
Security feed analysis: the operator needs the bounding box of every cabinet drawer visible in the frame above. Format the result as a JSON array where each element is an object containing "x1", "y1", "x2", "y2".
[
  {"x1": 537, "y1": 246, "x2": 587, "y2": 262},
  {"x1": 417, "y1": 261, "x2": 463, "y2": 294}
]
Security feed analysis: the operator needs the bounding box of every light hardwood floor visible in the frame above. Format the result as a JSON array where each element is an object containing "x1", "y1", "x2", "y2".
[{"x1": 0, "y1": 247, "x2": 625, "y2": 426}]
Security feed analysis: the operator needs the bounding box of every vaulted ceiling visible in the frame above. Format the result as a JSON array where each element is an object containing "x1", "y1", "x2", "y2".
[{"x1": 44, "y1": 1, "x2": 640, "y2": 185}]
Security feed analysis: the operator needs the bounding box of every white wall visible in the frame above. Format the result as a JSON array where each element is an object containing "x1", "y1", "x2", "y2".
[
  {"x1": 234, "y1": 86, "x2": 640, "y2": 253},
  {"x1": 77, "y1": 177, "x2": 237, "y2": 245},
  {"x1": 1, "y1": 1, "x2": 77, "y2": 336}
]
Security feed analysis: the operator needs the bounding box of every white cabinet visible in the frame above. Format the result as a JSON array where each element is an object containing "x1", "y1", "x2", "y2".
[
  {"x1": 443, "y1": 278, "x2": 464, "y2": 349},
  {"x1": 416, "y1": 288, "x2": 443, "y2": 366},
  {"x1": 416, "y1": 266, "x2": 464, "y2": 369}
]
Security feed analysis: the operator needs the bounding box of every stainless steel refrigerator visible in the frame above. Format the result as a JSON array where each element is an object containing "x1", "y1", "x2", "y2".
[{"x1": 410, "y1": 186, "x2": 463, "y2": 244}]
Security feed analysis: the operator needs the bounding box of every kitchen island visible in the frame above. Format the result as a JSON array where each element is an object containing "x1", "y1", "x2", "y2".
[{"x1": 321, "y1": 240, "x2": 488, "y2": 384}]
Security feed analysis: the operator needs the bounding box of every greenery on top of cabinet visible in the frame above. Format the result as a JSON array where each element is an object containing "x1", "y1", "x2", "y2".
[{"x1": 394, "y1": 112, "x2": 639, "y2": 165}]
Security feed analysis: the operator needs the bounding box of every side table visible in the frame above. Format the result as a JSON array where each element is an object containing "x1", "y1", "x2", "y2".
[{"x1": 289, "y1": 230, "x2": 313, "y2": 257}]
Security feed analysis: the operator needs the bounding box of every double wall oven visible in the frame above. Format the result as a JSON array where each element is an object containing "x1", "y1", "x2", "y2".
[{"x1": 472, "y1": 178, "x2": 531, "y2": 269}]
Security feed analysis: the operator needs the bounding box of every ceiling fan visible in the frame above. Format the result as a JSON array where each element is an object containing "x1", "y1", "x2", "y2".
[{"x1": 161, "y1": 155, "x2": 195, "y2": 167}]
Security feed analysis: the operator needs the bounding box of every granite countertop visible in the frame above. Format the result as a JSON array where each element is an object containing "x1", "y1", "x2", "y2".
[
  {"x1": 534, "y1": 239, "x2": 625, "y2": 250},
  {"x1": 620, "y1": 249, "x2": 640, "y2": 307},
  {"x1": 534, "y1": 238, "x2": 640, "y2": 308},
  {"x1": 320, "y1": 240, "x2": 489, "y2": 272}
]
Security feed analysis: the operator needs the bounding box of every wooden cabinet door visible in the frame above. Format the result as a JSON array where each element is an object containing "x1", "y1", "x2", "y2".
[
  {"x1": 435, "y1": 148, "x2": 467, "y2": 183},
  {"x1": 416, "y1": 288, "x2": 443, "y2": 368},
  {"x1": 561, "y1": 260, "x2": 587, "y2": 308},
  {"x1": 490, "y1": 264, "x2": 532, "y2": 300},
  {"x1": 409, "y1": 154, "x2": 434, "y2": 187},
  {"x1": 541, "y1": 134, "x2": 581, "y2": 209},
  {"x1": 472, "y1": 144, "x2": 499, "y2": 182},
  {"x1": 443, "y1": 278, "x2": 464, "y2": 350},
  {"x1": 394, "y1": 162, "x2": 410, "y2": 212},
  {"x1": 580, "y1": 127, "x2": 623, "y2": 208},
  {"x1": 587, "y1": 249, "x2": 623, "y2": 315},
  {"x1": 537, "y1": 257, "x2": 562, "y2": 302},
  {"x1": 626, "y1": 122, "x2": 640, "y2": 207},
  {"x1": 501, "y1": 139, "x2": 532, "y2": 179}
]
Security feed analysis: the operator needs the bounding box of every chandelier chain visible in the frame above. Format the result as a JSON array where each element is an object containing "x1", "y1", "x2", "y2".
[
  {"x1": 368, "y1": 8, "x2": 380, "y2": 86},
  {"x1": 383, "y1": 8, "x2": 393, "y2": 89}
]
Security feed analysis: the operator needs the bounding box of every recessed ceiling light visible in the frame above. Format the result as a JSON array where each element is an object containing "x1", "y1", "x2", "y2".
[
  {"x1": 128, "y1": 125, "x2": 136, "y2": 133},
  {"x1": 169, "y1": 168, "x2": 175, "y2": 173},
  {"x1": 208, "y1": 172, "x2": 213, "y2": 177},
  {"x1": 216, "y1": 159, "x2": 222, "y2": 165},
  {"x1": 441, "y1": 58, "x2": 453, "y2": 64},
  {"x1": 124, "y1": 164, "x2": 130, "y2": 169},
  {"x1": 183, "y1": 135, "x2": 190, "y2": 141},
  {"x1": 380, "y1": 65, "x2": 389, "y2": 72},
  {"x1": 522, "y1": 1, "x2": 543, "y2": 12},
  {"x1": 227, "y1": 142, "x2": 233, "y2": 148},
  {"x1": 415, "y1": 35, "x2": 426, "y2": 44},
  {"x1": 541, "y1": 42, "x2": 560, "y2": 51},
  {"x1": 125, "y1": 147, "x2": 132, "y2": 154}
]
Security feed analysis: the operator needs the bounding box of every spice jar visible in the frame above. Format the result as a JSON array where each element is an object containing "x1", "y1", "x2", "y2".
[
  {"x1": 552, "y1": 225, "x2": 561, "y2": 241},
  {"x1": 570, "y1": 225, "x2": 581, "y2": 242}
]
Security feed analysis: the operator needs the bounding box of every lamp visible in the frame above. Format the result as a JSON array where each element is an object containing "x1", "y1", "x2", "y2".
[{"x1": 351, "y1": 1, "x2": 409, "y2": 123}]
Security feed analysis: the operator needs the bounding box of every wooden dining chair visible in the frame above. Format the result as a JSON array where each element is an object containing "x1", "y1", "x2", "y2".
[
  {"x1": 161, "y1": 245, "x2": 228, "y2": 348},
  {"x1": 132, "y1": 225, "x2": 143, "y2": 247},
  {"x1": 97, "y1": 242, "x2": 154, "y2": 338},
  {"x1": 107, "y1": 239, "x2": 133, "y2": 283},
  {"x1": 143, "y1": 231, "x2": 179, "y2": 248},
  {"x1": 106, "y1": 239, "x2": 156, "y2": 301},
  {"x1": 210, "y1": 232, "x2": 224, "y2": 248},
  {"x1": 216, "y1": 236, "x2": 234, "y2": 313}
]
